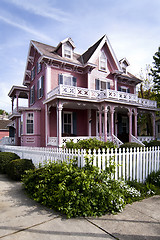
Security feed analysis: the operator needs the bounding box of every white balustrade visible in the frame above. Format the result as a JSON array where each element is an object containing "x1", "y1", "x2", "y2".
[
  {"x1": 0, "y1": 137, "x2": 15, "y2": 145},
  {"x1": 131, "y1": 134, "x2": 145, "y2": 146},
  {"x1": 137, "y1": 136, "x2": 155, "y2": 143},
  {"x1": 112, "y1": 134, "x2": 123, "y2": 147},
  {"x1": 47, "y1": 85, "x2": 157, "y2": 109}
]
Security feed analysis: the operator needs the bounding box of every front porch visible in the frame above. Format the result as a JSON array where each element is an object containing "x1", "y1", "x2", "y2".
[{"x1": 46, "y1": 100, "x2": 156, "y2": 148}]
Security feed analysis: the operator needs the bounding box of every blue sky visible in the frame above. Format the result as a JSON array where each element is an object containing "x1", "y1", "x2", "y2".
[{"x1": 0, "y1": 0, "x2": 160, "y2": 112}]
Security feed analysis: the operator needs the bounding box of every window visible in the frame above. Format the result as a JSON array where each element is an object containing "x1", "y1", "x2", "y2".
[
  {"x1": 99, "y1": 51, "x2": 107, "y2": 71},
  {"x1": 63, "y1": 43, "x2": 72, "y2": 58},
  {"x1": 118, "y1": 86, "x2": 130, "y2": 93},
  {"x1": 37, "y1": 76, "x2": 44, "y2": 99},
  {"x1": 58, "y1": 74, "x2": 77, "y2": 86},
  {"x1": 31, "y1": 66, "x2": 35, "y2": 81},
  {"x1": 30, "y1": 85, "x2": 35, "y2": 105},
  {"x1": 63, "y1": 112, "x2": 72, "y2": 135},
  {"x1": 26, "y1": 113, "x2": 34, "y2": 134},
  {"x1": 95, "y1": 79, "x2": 110, "y2": 90},
  {"x1": 19, "y1": 114, "x2": 23, "y2": 137},
  {"x1": 37, "y1": 61, "x2": 42, "y2": 74},
  {"x1": 20, "y1": 114, "x2": 23, "y2": 135}
]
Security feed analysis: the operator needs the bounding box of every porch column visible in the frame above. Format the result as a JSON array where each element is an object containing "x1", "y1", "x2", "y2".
[
  {"x1": 128, "y1": 109, "x2": 132, "y2": 142},
  {"x1": 16, "y1": 93, "x2": 19, "y2": 111},
  {"x1": 99, "y1": 110, "x2": 102, "y2": 138},
  {"x1": 45, "y1": 104, "x2": 50, "y2": 147},
  {"x1": 134, "y1": 110, "x2": 138, "y2": 137},
  {"x1": 57, "y1": 101, "x2": 63, "y2": 147},
  {"x1": 104, "y1": 105, "x2": 108, "y2": 142},
  {"x1": 152, "y1": 112, "x2": 156, "y2": 139},
  {"x1": 110, "y1": 106, "x2": 115, "y2": 139},
  {"x1": 12, "y1": 97, "x2": 14, "y2": 112}
]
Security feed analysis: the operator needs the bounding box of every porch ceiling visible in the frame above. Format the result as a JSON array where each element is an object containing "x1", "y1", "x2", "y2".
[{"x1": 48, "y1": 100, "x2": 99, "y2": 110}]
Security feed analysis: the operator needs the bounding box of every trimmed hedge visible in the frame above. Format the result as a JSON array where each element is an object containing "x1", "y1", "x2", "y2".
[
  {"x1": 144, "y1": 140, "x2": 160, "y2": 147},
  {"x1": 0, "y1": 152, "x2": 20, "y2": 173},
  {"x1": 6, "y1": 159, "x2": 35, "y2": 181},
  {"x1": 119, "y1": 142, "x2": 144, "y2": 149},
  {"x1": 65, "y1": 138, "x2": 116, "y2": 152}
]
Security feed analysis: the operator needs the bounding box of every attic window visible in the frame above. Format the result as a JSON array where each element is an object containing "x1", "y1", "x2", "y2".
[
  {"x1": 99, "y1": 51, "x2": 107, "y2": 71},
  {"x1": 63, "y1": 43, "x2": 72, "y2": 58}
]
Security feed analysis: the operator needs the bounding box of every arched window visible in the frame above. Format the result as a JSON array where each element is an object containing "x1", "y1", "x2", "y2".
[{"x1": 99, "y1": 51, "x2": 107, "y2": 71}]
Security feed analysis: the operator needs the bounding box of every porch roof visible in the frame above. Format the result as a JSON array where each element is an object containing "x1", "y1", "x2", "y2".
[{"x1": 8, "y1": 85, "x2": 29, "y2": 98}]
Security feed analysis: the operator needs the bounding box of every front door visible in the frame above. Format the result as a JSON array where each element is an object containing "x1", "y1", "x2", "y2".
[{"x1": 117, "y1": 114, "x2": 129, "y2": 142}]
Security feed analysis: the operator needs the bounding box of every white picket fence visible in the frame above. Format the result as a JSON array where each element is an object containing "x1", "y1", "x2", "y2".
[{"x1": 0, "y1": 145, "x2": 160, "y2": 182}]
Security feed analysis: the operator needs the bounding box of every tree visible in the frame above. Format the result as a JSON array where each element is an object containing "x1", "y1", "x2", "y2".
[
  {"x1": 138, "y1": 64, "x2": 154, "y2": 99},
  {"x1": 151, "y1": 46, "x2": 160, "y2": 93}
]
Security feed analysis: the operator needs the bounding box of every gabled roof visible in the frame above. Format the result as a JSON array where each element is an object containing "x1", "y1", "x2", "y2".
[
  {"x1": 31, "y1": 40, "x2": 82, "y2": 65},
  {"x1": 81, "y1": 35, "x2": 105, "y2": 64},
  {"x1": 55, "y1": 37, "x2": 76, "y2": 52},
  {"x1": 81, "y1": 35, "x2": 122, "y2": 71},
  {"x1": 23, "y1": 35, "x2": 141, "y2": 86}
]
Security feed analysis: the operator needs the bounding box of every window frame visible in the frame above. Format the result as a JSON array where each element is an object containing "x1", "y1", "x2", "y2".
[
  {"x1": 99, "y1": 51, "x2": 107, "y2": 72},
  {"x1": 63, "y1": 43, "x2": 72, "y2": 59},
  {"x1": 59, "y1": 74, "x2": 77, "y2": 87},
  {"x1": 119, "y1": 86, "x2": 129, "y2": 93},
  {"x1": 95, "y1": 79, "x2": 110, "y2": 90},
  {"x1": 37, "y1": 61, "x2": 42, "y2": 74},
  {"x1": 63, "y1": 112, "x2": 73, "y2": 135},
  {"x1": 30, "y1": 85, "x2": 35, "y2": 105},
  {"x1": 37, "y1": 76, "x2": 44, "y2": 99},
  {"x1": 26, "y1": 112, "x2": 34, "y2": 135},
  {"x1": 31, "y1": 66, "x2": 35, "y2": 81}
]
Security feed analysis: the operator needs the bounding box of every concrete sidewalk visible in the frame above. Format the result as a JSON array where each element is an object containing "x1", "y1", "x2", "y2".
[{"x1": 0, "y1": 174, "x2": 160, "y2": 240}]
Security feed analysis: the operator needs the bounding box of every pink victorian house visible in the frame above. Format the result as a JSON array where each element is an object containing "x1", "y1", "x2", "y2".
[{"x1": 8, "y1": 35, "x2": 157, "y2": 147}]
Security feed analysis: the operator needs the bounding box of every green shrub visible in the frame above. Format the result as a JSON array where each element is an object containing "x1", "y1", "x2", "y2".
[
  {"x1": 6, "y1": 159, "x2": 35, "y2": 181},
  {"x1": 65, "y1": 138, "x2": 116, "y2": 152},
  {"x1": 126, "y1": 180, "x2": 160, "y2": 197},
  {"x1": 119, "y1": 142, "x2": 143, "y2": 149},
  {"x1": 144, "y1": 140, "x2": 160, "y2": 147},
  {"x1": 0, "y1": 152, "x2": 20, "y2": 173},
  {"x1": 22, "y1": 157, "x2": 142, "y2": 218},
  {"x1": 145, "y1": 170, "x2": 160, "y2": 188}
]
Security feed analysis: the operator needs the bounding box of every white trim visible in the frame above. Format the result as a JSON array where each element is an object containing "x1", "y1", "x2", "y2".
[
  {"x1": 89, "y1": 35, "x2": 122, "y2": 71},
  {"x1": 26, "y1": 112, "x2": 34, "y2": 135},
  {"x1": 63, "y1": 112, "x2": 73, "y2": 135},
  {"x1": 62, "y1": 42, "x2": 73, "y2": 59},
  {"x1": 99, "y1": 50, "x2": 107, "y2": 72}
]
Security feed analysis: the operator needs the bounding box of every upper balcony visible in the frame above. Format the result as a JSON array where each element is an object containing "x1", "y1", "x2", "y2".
[{"x1": 45, "y1": 85, "x2": 157, "y2": 109}]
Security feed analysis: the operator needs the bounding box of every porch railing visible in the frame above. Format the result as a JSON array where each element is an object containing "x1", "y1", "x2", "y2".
[
  {"x1": 47, "y1": 85, "x2": 157, "y2": 109},
  {"x1": 0, "y1": 137, "x2": 15, "y2": 145},
  {"x1": 112, "y1": 134, "x2": 123, "y2": 147},
  {"x1": 137, "y1": 136, "x2": 155, "y2": 143},
  {"x1": 131, "y1": 134, "x2": 145, "y2": 146}
]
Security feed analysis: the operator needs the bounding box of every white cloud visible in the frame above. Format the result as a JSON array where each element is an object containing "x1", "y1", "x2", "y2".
[
  {"x1": 3, "y1": 0, "x2": 70, "y2": 23},
  {"x1": 0, "y1": 11, "x2": 52, "y2": 42}
]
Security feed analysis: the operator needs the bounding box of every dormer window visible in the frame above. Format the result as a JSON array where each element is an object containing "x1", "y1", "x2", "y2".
[
  {"x1": 63, "y1": 43, "x2": 72, "y2": 58},
  {"x1": 99, "y1": 51, "x2": 107, "y2": 71}
]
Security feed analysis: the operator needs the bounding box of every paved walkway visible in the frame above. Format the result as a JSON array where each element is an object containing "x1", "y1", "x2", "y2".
[{"x1": 0, "y1": 174, "x2": 160, "y2": 240}]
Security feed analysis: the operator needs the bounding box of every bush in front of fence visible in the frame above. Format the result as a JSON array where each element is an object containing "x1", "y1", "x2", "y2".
[
  {"x1": 6, "y1": 159, "x2": 35, "y2": 181},
  {"x1": 144, "y1": 140, "x2": 160, "y2": 147},
  {"x1": 119, "y1": 142, "x2": 144, "y2": 149},
  {"x1": 22, "y1": 156, "x2": 148, "y2": 218},
  {"x1": 0, "y1": 152, "x2": 20, "y2": 173},
  {"x1": 65, "y1": 138, "x2": 116, "y2": 152},
  {"x1": 146, "y1": 169, "x2": 160, "y2": 188}
]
